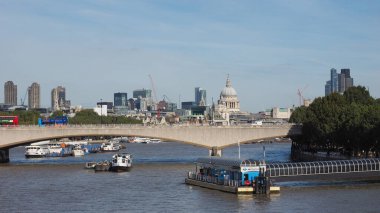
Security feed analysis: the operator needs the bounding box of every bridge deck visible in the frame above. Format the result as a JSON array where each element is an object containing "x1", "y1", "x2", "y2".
[{"x1": 266, "y1": 158, "x2": 380, "y2": 177}]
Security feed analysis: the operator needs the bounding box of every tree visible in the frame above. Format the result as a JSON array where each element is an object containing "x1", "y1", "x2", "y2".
[
  {"x1": 289, "y1": 106, "x2": 307, "y2": 124},
  {"x1": 344, "y1": 86, "x2": 374, "y2": 105},
  {"x1": 50, "y1": 110, "x2": 64, "y2": 118},
  {"x1": 69, "y1": 109, "x2": 142, "y2": 125}
]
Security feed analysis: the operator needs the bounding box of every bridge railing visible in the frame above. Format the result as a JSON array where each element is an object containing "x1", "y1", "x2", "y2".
[{"x1": 1, "y1": 123, "x2": 300, "y2": 129}]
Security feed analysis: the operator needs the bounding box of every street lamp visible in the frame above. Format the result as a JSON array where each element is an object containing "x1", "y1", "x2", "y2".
[{"x1": 100, "y1": 98, "x2": 103, "y2": 125}]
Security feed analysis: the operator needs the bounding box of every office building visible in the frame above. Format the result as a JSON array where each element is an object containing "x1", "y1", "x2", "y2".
[
  {"x1": 51, "y1": 86, "x2": 70, "y2": 111},
  {"x1": 96, "y1": 101, "x2": 113, "y2": 111},
  {"x1": 342, "y1": 68, "x2": 354, "y2": 89},
  {"x1": 195, "y1": 87, "x2": 207, "y2": 106},
  {"x1": 28, "y1": 82, "x2": 40, "y2": 109},
  {"x1": 325, "y1": 68, "x2": 354, "y2": 96},
  {"x1": 4, "y1": 81, "x2": 17, "y2": 106},
  {"x1": 114, "y1": 92, "x2": 128, "y2": 107},
  {"x1": 330, "y1": 68, "x2": 338, "y2": 93},
  {"x1": 133, "y1": 89, "x2": 152, "y2": 99},
  {"x1": 181, "y1": 101, "x2": 196, "y2": 110},
  {"x1": 325, "y1": 80, "x2": 332, "y2": 96},
  {"x1": 128, "y1": 98, "x2": 136, "y2": 110}
]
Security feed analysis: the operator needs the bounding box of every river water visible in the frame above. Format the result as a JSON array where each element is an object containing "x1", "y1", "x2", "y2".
[{"x1": 1, "y1": 142, "x2": 380, "y2": 212}]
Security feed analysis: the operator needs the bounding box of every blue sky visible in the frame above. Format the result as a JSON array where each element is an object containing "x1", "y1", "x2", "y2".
[{"x1": 1, "y1": 0, "x2": 379, "y2": 112}]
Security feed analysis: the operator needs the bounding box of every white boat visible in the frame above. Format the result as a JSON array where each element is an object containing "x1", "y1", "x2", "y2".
[
  {"x1": 72, "y1": 145, "x2": 85, "y2": 156},
  {"x1": 25, "y1": 145, "x2": 48, "y2": 158},
  {"x1": 30, "y1": 140, "x2": 51, "y2": 146},
  {"x1": 150, "y1": 139, "x2": 162, "y2": 143},
  {"x1": 110, "y1": 153, "x2": 132, "y2": 172},
  {"x1": 101, "y1": 142, "x2": 121, "y2": 152},
  {"x1": 134, "y1": 137, "x2": 151, "y2": 143}
]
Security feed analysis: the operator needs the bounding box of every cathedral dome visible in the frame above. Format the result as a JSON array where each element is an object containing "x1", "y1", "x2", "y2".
[
  {"x1": 220, "y1": 76, "x2": 237, "y2": 97},
  {"x1": 221, "y1": 87, "x2": 237, "y2": 97}
]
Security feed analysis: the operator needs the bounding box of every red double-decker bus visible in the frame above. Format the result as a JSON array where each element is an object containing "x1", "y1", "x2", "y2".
[{"x1": 0, "y1": 116, "x2": 19, "y2": 126}]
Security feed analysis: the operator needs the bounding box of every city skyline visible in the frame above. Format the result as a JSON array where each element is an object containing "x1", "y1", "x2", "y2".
[{"x1": 1, "y1": 1, "x2": 379, "y2": 112}]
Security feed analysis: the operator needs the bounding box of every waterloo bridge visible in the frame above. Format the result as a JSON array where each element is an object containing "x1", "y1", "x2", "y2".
[{"x1": 0, "y1": 124, "x2": 302, "y2": 163}]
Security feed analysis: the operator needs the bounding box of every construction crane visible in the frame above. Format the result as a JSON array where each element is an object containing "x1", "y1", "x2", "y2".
[
  {"x1": 297, "y1": 85, "x2": 309, "y2": 106},
  {"x1": 162, "y1": 95, "x2": 172, "y2": 103},
  {"x1": 148, "y1": 74, "x2": 160, "y2": 117},
  {"x1": 20, "y1": 89, "x2": 28, "y2": 106}
]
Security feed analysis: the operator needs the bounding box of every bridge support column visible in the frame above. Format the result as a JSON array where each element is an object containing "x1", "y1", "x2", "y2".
[
  {"x1": 0, "y1": 149, "x2": 9, "y2": 163},
  {"x1": 209, "y1": 147, "x2": 222, "y2": 157}
]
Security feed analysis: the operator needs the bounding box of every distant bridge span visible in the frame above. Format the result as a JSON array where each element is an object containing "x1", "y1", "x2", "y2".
[{"x1": 0, "y1": 124, "x2": 302, "y2": 162}]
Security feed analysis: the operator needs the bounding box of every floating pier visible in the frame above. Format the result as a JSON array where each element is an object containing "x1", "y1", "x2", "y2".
[
  {"x1": 185, "y1": 157, "x2": 278, "y2": 194},
  {"x1": 186, "y1": 157, "x2": 380, "y2": 194}
]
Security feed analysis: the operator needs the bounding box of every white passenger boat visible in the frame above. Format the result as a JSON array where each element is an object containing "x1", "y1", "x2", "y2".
[
  {"x1": 25, "y1": 145, "x2": 48, "y2": 158},
  {"x1": 101, "y1": 141, "x2": 121, "y2": 152},
  {"x1": 72, "y1": 145, "x2": 85, "y2": 156},
  {"x1": 110, "y1": 153, "x2": 132, "y2": 172},
  {"x1": 150, "y1": 139, "x2": 162, "y2": 143},
  {"x1": 133, "y1": 137, "x2": 151, "y2": 143}
]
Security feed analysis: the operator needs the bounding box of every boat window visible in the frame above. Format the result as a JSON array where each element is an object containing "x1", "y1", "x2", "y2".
[{"x1": 244, "y1": 174, "x2": 248, "y2": 181}]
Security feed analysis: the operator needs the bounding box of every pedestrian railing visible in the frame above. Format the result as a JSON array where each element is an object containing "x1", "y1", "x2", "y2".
[{"x1": 267, "y1": 158, "x2": 380, "y2": 177}]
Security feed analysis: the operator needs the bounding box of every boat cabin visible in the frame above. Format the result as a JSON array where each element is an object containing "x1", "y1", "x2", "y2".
[{"x1": 192, "y1": 157, "x2": 266, "y2": 186}]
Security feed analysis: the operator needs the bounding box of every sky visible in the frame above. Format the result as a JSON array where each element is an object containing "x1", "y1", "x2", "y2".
[{"x1": 1, "y1": 0, "x2": 379, "y2": 112}]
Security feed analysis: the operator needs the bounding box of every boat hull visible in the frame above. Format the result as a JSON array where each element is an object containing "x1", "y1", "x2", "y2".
[
  {"x1": 25, "y1": 154, "x2": 46, "y2": 158},
  {"x1": 94, "y1": 162, "x2": 111, "y2": 171},
  {"x1": 73, "y1": 150, "x2": 84, "y2": 156},
  {"x1": 110, "y1": 166, "x2": 131, "y2": 172}
]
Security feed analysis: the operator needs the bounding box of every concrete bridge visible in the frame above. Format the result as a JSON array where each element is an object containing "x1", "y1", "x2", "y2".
[{"x1": 0, "y1": 124, "x2": 302, "y2": 162}]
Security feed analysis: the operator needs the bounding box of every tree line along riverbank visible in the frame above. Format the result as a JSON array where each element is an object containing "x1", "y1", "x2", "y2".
[{"x1": 290, "y1": 86, "x2": 380, "y2": 159}]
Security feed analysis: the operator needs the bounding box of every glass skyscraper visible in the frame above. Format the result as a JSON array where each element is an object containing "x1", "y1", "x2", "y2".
[
  {"x1": 330, "y1": 68, "x2": 338, "y2": 93},
  {"x1": 114, "y1": 92, "x2": 128, "y2": 107},
  {"x1": 133, "y1": 89, "x2": 152, "y2": 99},
  {"x1": 195, "y1": 87, "x2": 207, "y2": 106},
  {"x1": 325, "y1": 68, "x2": 354, "y2": 96}
]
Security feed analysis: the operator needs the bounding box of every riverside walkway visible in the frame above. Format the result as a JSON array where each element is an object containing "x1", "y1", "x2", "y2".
[{"x1": 0, "y1": 124, "x2": 301, "y2": 162}]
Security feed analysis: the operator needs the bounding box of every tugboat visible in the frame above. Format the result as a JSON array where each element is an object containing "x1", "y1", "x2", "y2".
[{"x1": 109, "y1": 153, "x2": 132, "y2": 172}]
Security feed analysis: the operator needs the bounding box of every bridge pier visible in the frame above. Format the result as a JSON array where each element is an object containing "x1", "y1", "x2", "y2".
[
  {"x1": 0, "y1": 149, "x2": 9, "y2": 163},
  {"x1": 209, "y1": 147, "x2": 222, "y2": 157}
]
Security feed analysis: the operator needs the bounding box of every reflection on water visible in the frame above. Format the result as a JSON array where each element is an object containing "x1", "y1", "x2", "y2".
[{"x1": 1, "y1": 142, "x2": 380, "y2": 212}]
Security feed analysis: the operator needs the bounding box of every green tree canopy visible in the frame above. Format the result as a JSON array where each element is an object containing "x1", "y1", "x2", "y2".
[{"x1": 290, "y1": 86, "x2": 380, "y2": 157}]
